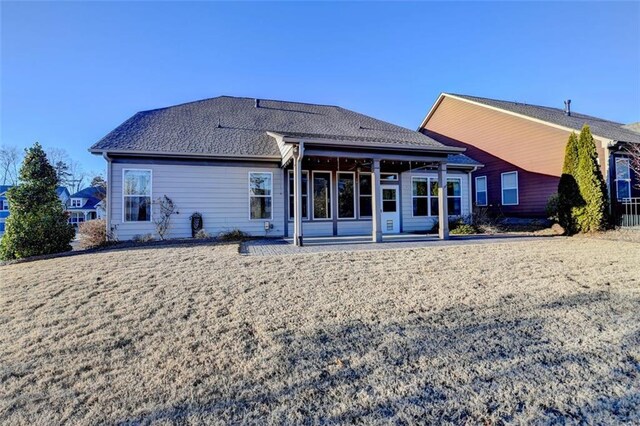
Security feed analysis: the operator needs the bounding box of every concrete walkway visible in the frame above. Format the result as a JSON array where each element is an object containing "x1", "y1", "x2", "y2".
[{"x1": 241, "y1": 234, "x2": 557, "y2": 256}]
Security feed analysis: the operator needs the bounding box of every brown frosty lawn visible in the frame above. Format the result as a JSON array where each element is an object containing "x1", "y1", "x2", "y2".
[{"x1": 1, "y1": 238, "x2": 639, "y2": 424}]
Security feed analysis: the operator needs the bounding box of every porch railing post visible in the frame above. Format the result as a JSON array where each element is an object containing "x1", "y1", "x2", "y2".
[
  {"x1": 372, "y1": 158, "x2": 383, "y2": 243},
  {"x1": 293, "y1": 146, "x2": 304, "y2": 246},
  {"x1": 438, "y1": 161, "x2": 449, "y2": 240}
]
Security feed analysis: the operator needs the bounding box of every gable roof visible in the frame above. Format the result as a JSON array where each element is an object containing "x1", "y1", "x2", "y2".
[
  {"x1": 422, "y1": 93, "x2": 640, "y2": 144},
  {"x1": 68, "y1": 186, "x2": 106, "y2": 210},
  {"x1": 90, "y1": 96, "x2": 465, "y2": 159}
]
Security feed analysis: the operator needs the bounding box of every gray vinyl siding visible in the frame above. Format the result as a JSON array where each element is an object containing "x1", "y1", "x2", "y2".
[
  {"x1": 401, "y1": 170, "x2": 471, "y2": 233},
  {"x1": 337, "y1": 220, "x2": 372, "y2": 236},
  {"x1": 286, "y1": 221, "x2": 334, "y2": 237},
  {"x1": 110, "y1": 162, "x2": 284, "y2": 240}
]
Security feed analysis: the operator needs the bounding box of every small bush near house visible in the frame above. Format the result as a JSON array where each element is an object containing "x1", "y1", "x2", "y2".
[
  {"x1": 0, "y1": 143, "x2": 75, "y2": 260},
  {"x1": 154, "y1": 195, "x2": 177, "y2": 240},
  {"x1": 450, "y1": 223, "x2": 479, "y2": 235},
  {"x1": 471, "y1": 207, "x2": 502, "y2": 234},
  {"x1": 218, "y1": 229, "x2": 249, "y2": 242},
  {"x1": 546, "y1": 193, "x2": 560, "y2": 222},
  {"x1": 132, "y1": 233, "x2": 155, "y2": 243},
  {"x1": 78, "y1": 219, "x2": 108, "y2": 249},
  {"x1": 194, "y1": 229, "x2": 211, "y2": 239},
  {"x1": 429, "y1": 218, "x2": 479, "y2": 235}
]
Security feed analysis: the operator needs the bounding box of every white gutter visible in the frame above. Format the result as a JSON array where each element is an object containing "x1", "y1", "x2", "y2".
[{"x1": 102, "y1": 152, "x2": 112, "y2": 240}]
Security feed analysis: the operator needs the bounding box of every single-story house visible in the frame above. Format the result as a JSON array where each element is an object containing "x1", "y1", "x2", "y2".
[
  {"x1": 66, "y1": 186, "x2": 106, "y2": 226},
  {"x1": 0, "y1": 186, "x2": 70, "y2": 236},
  {"x1": 420, "y1": 93, "x2": 640, "y2": 219},
  {"x1": 90, "y1": 96, "x2": 481, "y2": 244}
]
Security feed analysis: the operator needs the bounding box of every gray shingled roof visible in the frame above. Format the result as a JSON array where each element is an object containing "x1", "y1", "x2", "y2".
[
  {"x1": 91, "y1": 96, "x2": 461, "y2": 158},
  {"x1": 450, "y1": 94, "x2": 640, "y2": 144}
]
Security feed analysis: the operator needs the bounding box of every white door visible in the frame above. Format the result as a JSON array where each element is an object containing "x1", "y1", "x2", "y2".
[{"x1": 381, "y1": 185, "x2": 400, "y2": 234}]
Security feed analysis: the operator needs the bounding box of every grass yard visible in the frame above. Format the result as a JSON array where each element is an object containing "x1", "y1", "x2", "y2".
[{"x1": 1, "y1": 238, "x2": 639, "y2": 424}]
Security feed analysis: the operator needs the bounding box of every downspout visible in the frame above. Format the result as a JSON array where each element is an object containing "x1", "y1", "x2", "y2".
[
  {"x1": 467, "y1": 166, "x2": 478, "y2": 224},
  {"x1": 102, "y1": 152, "x2": 112, "y2": 240}
]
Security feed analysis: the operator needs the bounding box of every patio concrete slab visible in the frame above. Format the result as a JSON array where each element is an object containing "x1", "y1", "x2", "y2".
[{"x1": 241, "y1": 234, "x2": 558, "y2": 256}]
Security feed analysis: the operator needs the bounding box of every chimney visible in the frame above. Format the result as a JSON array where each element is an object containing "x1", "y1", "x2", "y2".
[
  {"x1": 255, "y1": 98, "x2": 260, "y2": 108},
  {"x1": 564, "y1": 99, "x2": 571, "y2": 116}
]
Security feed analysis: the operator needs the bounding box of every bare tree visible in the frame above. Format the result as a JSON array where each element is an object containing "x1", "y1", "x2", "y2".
[
  {"x1": 626, "y1": 143, "x2": 640, "y2": 189},
  {"x1": 67, "y1": 160, "x2": 88, "y2": 193},
  {"x1": 44, "y1": 147, "x2": 87, "y2": 192},
  {"x1": 0, "y1": 145, "x2": 22, "y2": 185}
]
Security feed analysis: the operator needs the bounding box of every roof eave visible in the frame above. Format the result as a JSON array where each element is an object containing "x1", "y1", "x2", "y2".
[
  {"x1": 280, "y1": 134, "x2": 466, "y2": 155},
  {"x1": 89, "y1": 148, "x2": 281, "y2": 162}
]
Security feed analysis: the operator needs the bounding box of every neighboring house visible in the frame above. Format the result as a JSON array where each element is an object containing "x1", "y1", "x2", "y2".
[
  {"x1": 67, "y1": 186, "x2": 107, "y2": 226},
  {"x1": 0, "y1": 186, "x2": 70, "y2": 236},
  {"x1": 57, "y1": 186, "x2": 71, "y2": 208},
  {"x1": 90, "y1": 96, "x2": 481, "y2": 243},
  {"x1": 0, "y1": 186, "x2": 10, "y2": 236},
  {"x1": 420, "y1": 93, "x2": 640, "y2": 219}
]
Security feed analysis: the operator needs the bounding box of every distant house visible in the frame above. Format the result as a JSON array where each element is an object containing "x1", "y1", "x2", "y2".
[
  {"x1": 0, "y1": 186, "x2": 70, "y2": 236},
  {"x1": 90, "y1": 96, "x2": 481, "y2": 243},
  {"x1": 67, "y1": 186, "x2": 106, "y2": 226},
  {"x1": 420, "y1": 93, "x2": 640, "y2": 218}
]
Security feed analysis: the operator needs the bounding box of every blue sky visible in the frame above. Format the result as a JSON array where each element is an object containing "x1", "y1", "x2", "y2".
[{"x1": 2, "y1": 1, "x2": 639, "y2": 173}]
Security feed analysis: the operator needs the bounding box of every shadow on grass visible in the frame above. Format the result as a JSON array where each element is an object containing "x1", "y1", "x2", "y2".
[{"x1": 118, "y1": 291, "x2": 640, "y2": 424}]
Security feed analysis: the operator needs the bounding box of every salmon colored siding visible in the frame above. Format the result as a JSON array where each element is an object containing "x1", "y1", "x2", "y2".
[{"x1": 422, "y1": 96, "x2": 607, "y2": 217}]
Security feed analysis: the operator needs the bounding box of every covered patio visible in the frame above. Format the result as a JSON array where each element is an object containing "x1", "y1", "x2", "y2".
[{"x1": 272, "y1": 133, "x2": 481, "y2": 246}]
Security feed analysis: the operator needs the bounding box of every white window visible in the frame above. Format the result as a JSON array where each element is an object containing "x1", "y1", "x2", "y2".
[
  {"x1": 501, "y1": 171, "x2": 519, "y2": 205},
  {"x1": 412, "y1": 177, "x2": 462, "y2": 216},
  {"x1": 123, "y1": 169, "x2": 152, "y2": 222},
  {"x1": 312, "y1": 171, "x2": 332, "y2": 220},
  {"x1": 249, "y1": 172, "x2": 273, "y2": 220},
  {"x1": 288, "y1": 170, "x2": 309, "y2": 220},
  {"x1": 358, "y1": 173, "x2": 372, "y2": 218},
  {"x1": 446, "y1": 178, "x2": 462, "y2": 216},
  {"x1": 0, "y1": 199, "x2": 8, "y2": 211},
  {"x1": 475, "y1": 176, "x2": 488, "y2": 206},
  {"x1": 412, "y1": 177, "x2": 430, "y2": 217},
  {"x1": 71, "y1": 198, "x2": 83, "y2": 208},
  {"x1": 337, "y1": 172, "x2": 356, "y2": 219},
  {"x1": 615, "y1": 157, "x2": 631, "y2": 200}
]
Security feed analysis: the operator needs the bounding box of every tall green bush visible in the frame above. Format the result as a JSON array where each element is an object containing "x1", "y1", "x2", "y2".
[
  {"x1": 574, "y1": 125, "x2": 608, "y2": 232},
  {"x1": 556, "y1": 126, "x2": 609, "y2": 234},
  {"x1": 0, "y1": 143, "x2": 75, "y2": 259},
  {"x1": 557, "y1": 132, "x2": 583, "y2": 234}
]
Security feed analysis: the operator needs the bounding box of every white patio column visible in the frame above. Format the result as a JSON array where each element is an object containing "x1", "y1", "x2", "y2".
[
  {"x1": 371, "y1": 158, "x2": 382, "y2": 243},
  {"x1": 293, "y1": 146, "x2": 304, "y2": 246},
  {"x1": 437, "y1": 161, "x2": 449, "y2": 240}
]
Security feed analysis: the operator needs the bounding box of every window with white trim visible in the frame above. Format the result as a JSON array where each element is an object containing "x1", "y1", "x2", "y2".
[
  {"x1": 412, "y1": 177, "x2": 429, "y2": 217},
  {"x1": 429, "y1": 178, "x2": 463, "y2": 216},
  {"x1": 615, "y1": 157, "x2": 631, "y2": 200},
  {"x1": 475, "y1": 176, "x2": 487, "y2": 206},
  {"x1": 337, "y1": 172, "x2": 355, "y2": 219},
  {"x1": 312, "y1": 171, "x2": 332, "y2": 219},
  {"x1": 249, "y1": 172, "x2": 273, "y2": 220},
  {"x1": 0, "y1": 199, "x2": 8, "y2": 211},
  {"x1": 288, "y1": 170, "x2": 309, "y2": 220},
  {"x1": 501, "y1": 172, "x2": 519, "y2": 205},
  {"x1": 359, "y1": 173, "x2": 372, "y2": 218},
  {"x1": 71, "y1": 198, "x2": 83, "y2": 208},
  {"x1": 123, "y1": 169, "x2": 152, "y2": 222}
]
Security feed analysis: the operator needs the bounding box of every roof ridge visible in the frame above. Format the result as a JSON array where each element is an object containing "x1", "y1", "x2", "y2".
[
  {"x1": 138, "y1": 95, "x2": 343, "y2": 115},
  {"x1": 447, "y1": 92, "x2": 625, "y2": 125}
]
